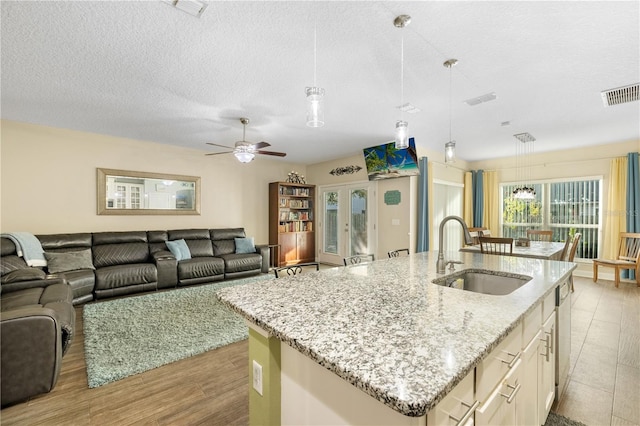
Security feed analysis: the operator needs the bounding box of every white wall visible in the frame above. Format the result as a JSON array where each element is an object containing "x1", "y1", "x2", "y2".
[{"x1": 0, "y1": 120, "x2": 306, "y2": 243}]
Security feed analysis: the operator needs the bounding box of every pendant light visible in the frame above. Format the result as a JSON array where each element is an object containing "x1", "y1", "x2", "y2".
[
  {"x1": 512, "y1": 132, "x2": 536, "y2": 200},
  {"x1": 306, "y1": 19, "x2": 325, "y2": 127},
  {"x1": 444, "y1": 59, "x2": 458, "y2": 163},
  {"x1": 394, "y1": 15, "x2": 411, "y2": 149}
]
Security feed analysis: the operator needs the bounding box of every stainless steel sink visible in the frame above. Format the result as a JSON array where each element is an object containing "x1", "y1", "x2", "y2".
[{"x1": 432, "y1": 270, "x2": 533, "y2": 295}]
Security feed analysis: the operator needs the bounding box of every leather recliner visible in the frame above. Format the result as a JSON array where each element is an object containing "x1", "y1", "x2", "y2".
[{"x1": 0, "y1": 239, "x2": 75, "y2": 407}]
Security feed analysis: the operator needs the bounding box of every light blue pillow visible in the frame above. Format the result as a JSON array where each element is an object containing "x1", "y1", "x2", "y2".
[
  {"x1": 235, "y1": 237, "x2": 255, "y2": 254},
  {"x1": 166, "y1": 239, "x2": 191, "y2": 261}
]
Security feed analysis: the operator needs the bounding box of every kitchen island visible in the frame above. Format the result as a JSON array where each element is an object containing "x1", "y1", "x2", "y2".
[{"x1": 216, "y1": 251, "x2": 576, "y2": 425}]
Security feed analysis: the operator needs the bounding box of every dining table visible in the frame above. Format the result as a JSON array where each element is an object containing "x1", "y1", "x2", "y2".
[{"x1": 459, "y1": 240, "x2": 567, "y2": 260}]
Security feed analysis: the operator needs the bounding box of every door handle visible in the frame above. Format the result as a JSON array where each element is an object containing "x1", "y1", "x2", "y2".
[
  {"x1": 500, "y1": 383, "x2": 522, "y2": 404},
  {"x1": 540, "y1": 334, "x2": 550, "y2": 362},
  {"x1": 449, "y1": 400, "x2": 479, "y2": 426}
]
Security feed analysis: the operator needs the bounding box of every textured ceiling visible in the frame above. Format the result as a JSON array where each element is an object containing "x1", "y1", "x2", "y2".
[{"x1": 1, "y1": 1, "x2": 639, "y2": 164}]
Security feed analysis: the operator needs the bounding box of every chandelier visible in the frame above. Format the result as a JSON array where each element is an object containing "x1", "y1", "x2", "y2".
[{"x1": 512, "y1": 132, "x2": 536, "y2": 200}]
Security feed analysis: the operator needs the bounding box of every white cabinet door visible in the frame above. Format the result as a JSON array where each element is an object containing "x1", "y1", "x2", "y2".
[
  {"x1": 519, "y1": 329, "x2": 541, "y2": 426},
  {"x1": 539, "y1": 313, "x2": 556, "y2": 424},
  {"x1": 427, "y1": 370, "x2": 477, "y2": 426}
]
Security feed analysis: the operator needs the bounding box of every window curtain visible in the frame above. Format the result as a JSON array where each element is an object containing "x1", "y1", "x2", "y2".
[
  {"x1": 603, "y1": 156, "x2": 627, "y2": 259},
  {"x1": 472, "y1": 170, "x2": 484, "y2": 227},
  {"x1": 624, "y1": 152, "x2": 639, "y2": 279},
  {"x1": 416, "y1": 157, "x2": 430, "y2": 253},
  {"x1": 482, "y1": 170, "x2": 499, "y2": 235},
  {"x1": 463, "y1": 172, "x2": 473, "y2": 227}
]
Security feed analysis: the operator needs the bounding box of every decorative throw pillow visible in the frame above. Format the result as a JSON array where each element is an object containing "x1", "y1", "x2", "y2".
[
  {"x1": 44, "y1": 249, "x2": 95, "y2": 274},
  {"x1": 235, "y1": 237, "x2": 256, "y2": 254},
  {"x1": 1, "y1": 268, "x2": 46, "y2": 284},
  {"x1": 166, "y1": 239, "x2": 192, "y2": 261}
]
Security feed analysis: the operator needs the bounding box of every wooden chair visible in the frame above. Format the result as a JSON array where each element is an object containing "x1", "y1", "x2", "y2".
[
  {"x1": 388, "y1": 248, "x2": 409, "y2": 258},
  {"x1": 343, "y1": 254, "x2": 375, "y2": 266},
  {"x1": 559, "y1": 237, "x2": 572, "y2": 261},
  {"x1": 479, "y1": 237, "x2": 513, "y2": 255},
  {"x1": 566, "y1": 233, "x2": 582, "y2": 291},
  {"x1": 468, "y1": 228, "x2": 489, "y2": 245},
  {"x1": 593, "y1": 232, "x2": 640, "y2": 288},
  {"x1": 274, "y1": 262, "x2": 320, "y2": 278},
  {"x1": 526, "y1": 229, "x2": 553, "y2": 242}
]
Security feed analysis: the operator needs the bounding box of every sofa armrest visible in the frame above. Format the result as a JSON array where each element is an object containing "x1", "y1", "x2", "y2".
[
  {"x1": 1, "y1": 307, "x2": 63, "y2": 406},
  {"x1": 1, "y1": 275, "x2": 67, "y2": 295},
  {"x1": 152, "y1": 250, "x2": 177, "y2": 289},
  {"x1": 256, "y1": 244, "x2": 270, "y2": 274}
]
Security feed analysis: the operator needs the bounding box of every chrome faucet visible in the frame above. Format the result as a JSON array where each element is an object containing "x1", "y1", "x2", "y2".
[{"x1": 437, "y1": 215, "x2": 473, "y2": 274}]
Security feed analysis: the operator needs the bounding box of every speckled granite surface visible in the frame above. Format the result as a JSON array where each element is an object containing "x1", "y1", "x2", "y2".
[
  {"x1": 460, "y1": 241, "x2": 567, "y2": 260},
  {"x1": 216, "y1": 251, "x2": 576, "y2": 417}
]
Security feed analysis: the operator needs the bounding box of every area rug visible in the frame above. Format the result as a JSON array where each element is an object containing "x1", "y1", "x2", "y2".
[
  {"x1": 83, "y1": 275, "x2": 271, "y2": 388},
  {"x1": 545, "y1": 412, "x2": 587, "y2": 426}
]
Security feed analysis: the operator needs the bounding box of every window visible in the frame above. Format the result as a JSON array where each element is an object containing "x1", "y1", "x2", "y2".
[{"x1": 501, "y1": 178, "x2": 602, "y2": 259}]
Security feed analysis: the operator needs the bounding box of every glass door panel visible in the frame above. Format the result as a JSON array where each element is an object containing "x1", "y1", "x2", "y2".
[
  {"x1": 349, "y1": 188, "x2": 368, "y2": 256},
  {"x1": 318, "y1": 183, "x2": 375, "y2": 265}
]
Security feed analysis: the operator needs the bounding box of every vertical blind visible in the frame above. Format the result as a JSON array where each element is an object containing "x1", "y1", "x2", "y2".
[{"x1": 501, "y1": 179, "x2": 601, "y2": 259}]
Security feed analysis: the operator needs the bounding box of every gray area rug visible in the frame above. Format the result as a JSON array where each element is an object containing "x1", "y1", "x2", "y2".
[
  {"x1": 83, "y1": 275, "x2": 271, "y2": 388},
  {"x1": 545, "y1": 412, "x2": 588, "y2": 426}
]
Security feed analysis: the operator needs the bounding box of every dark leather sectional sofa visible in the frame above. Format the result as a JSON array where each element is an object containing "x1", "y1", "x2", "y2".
[{"x1": 0, "y1": 227, "x2": 268, "y2": 406}]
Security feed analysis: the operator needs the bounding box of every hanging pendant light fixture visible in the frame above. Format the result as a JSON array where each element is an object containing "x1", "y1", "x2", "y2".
[
  {"x1": 394, "y1": 15, "x2": 411, "y2": 149},
  {"x1": 443, "y1": 59, "x2": 458, "y2": 163},
  {"x1": 512, "y1": 132, "x2": 536, "y2": 200},
  {"x1": 306, "y1": 19, "x2": 325, "y2": 127}
]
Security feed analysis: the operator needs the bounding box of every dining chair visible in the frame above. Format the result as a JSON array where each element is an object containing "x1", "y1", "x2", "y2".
[
  {"x1": 479, "y1": 237, "x2": 513, "y2": 255},
  {"x1": 592, "y1": 232, "x2": 640, "y2": 288},
  {"x1": 274, "y1": 262, "x2": 320, "y2": 278},
  {"x1": 467, "y1": 227, "x2": 488, "y2": 245},
  {"x1": 526, "y1": 229, "x2": 553, "y2": 242},
  {"x1": 566, "y1": 233, "x2": 582, "y2": 291},
  {"x1": 343, "y1": 254, "x2": 375, "y2": 266},
  {"x1": 559, "y1": 237, "x2": 572, "y2": 261},
  {"x1": 388, "y1": 248, "x2": 410, "y2": 258}
]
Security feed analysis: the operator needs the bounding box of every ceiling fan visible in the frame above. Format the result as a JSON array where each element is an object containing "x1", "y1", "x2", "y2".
[{"x1": 205, "y1": 117, "x2": 286, "y2": 163}]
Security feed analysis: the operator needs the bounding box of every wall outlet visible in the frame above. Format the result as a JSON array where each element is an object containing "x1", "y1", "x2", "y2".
[{"x1": 252, "y1": 360, "x2": 263, "y2": 395}]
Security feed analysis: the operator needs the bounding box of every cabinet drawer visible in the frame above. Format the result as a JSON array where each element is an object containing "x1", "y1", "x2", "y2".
[
  {"x1": 476, "y1": 358, "x2": 522, "y2": 425},
  {"x1": 542, "y1": 289, "x2": 555, "y2": 322},
  {"x1": 427, "y1": 370, "x2": 476, "y2": 426},
  {"x1": 522, "y1": 303, "x2": 542, "y2": 345},
  {"x1": 476, "y1": 323, "x2": 522, "y2": 403}
]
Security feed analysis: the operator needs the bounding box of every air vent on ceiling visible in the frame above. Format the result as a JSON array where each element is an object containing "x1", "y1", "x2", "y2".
[
  {"x1": 601, "y1": 83, "x2": 639, "y2": 107},
  {"x1": 464, "y1": 92, "x2": 497, "y2": 106},
  {"x1": 162, "y1": 0, "x2": 207, "y2": 18},
  {"x1": 397, "y1": 103, "x2": 421, "y2": 113}
]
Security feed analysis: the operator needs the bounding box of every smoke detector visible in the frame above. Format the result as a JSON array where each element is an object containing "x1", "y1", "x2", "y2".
[{"x1": 601, "y1": 83, "x2": 639, "y2": 107}]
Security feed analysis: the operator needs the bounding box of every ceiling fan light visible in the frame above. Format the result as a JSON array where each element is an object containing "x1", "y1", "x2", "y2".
[
  {"x1": 306, "y1": 87, "x2": 325, "y2": 128},
  {"x1": 395, "y1": 120, "x2": 409, "y2": 149},
  {"x1": 445, "y1": 140, "x2": 456, "y2": 163},
  {"x1": 234, "y1": 151, "x2": 255, "y2": 163}
]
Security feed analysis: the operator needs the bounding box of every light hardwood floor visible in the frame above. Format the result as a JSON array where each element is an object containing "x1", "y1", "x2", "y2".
[{"x1": 1, "y1": 276, "x2": 638, "y2": 425}]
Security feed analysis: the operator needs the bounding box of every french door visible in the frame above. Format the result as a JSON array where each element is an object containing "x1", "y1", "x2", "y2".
[{"x1": 318, "y1": 183, "x2": 376, "y2": 265}]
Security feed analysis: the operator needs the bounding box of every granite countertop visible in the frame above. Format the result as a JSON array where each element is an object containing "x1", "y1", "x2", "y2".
[
  {"x1": 459, "y1": 241, "x2": 567, "y2": 260},
  {"x1": 216, "y1": 251, "x2": 576, "y2": 417}
]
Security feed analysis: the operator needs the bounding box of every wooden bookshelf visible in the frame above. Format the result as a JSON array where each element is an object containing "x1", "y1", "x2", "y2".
[{"x1": 269, "y1": 182, "x2": 316, "y2": 266}]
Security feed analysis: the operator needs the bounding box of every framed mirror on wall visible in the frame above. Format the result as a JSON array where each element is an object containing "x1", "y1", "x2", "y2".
[{"x1": 97, "y1": 168, "x2": 201, "y2": 215}]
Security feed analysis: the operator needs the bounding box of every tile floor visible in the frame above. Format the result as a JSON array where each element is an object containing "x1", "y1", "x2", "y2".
[{"x1": 554, "y1": 275, "x2": 639, "y2": 426}]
